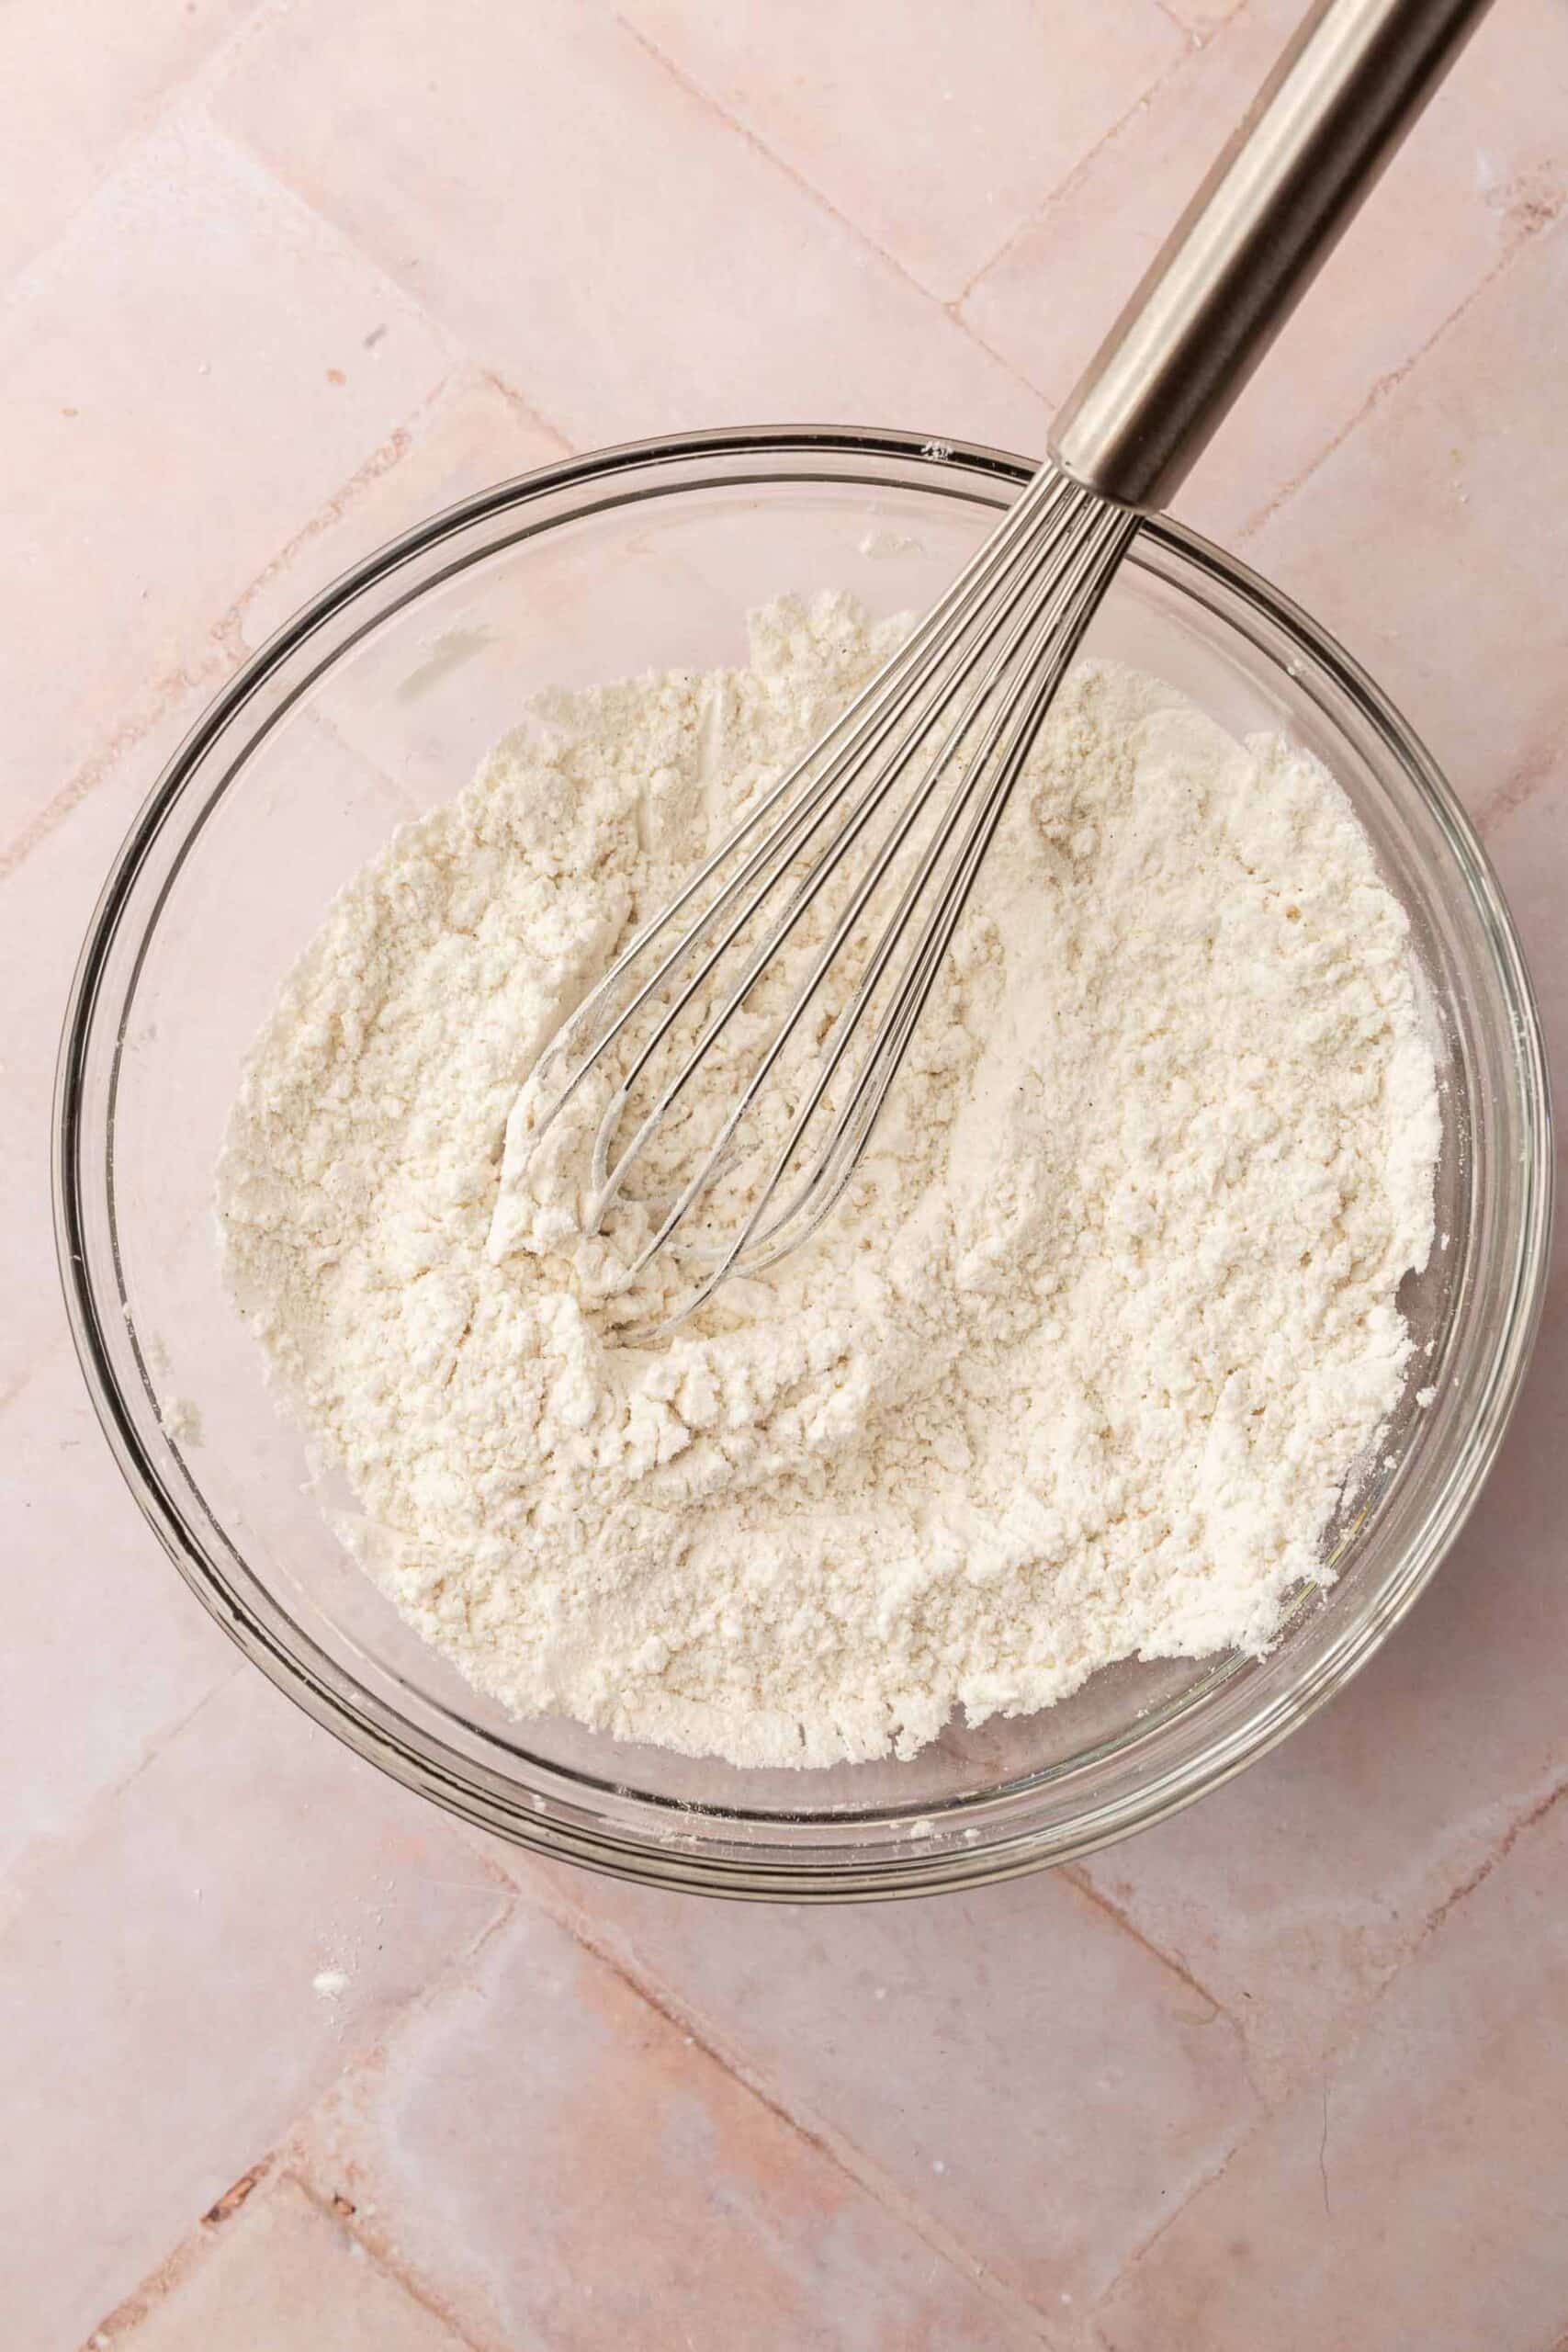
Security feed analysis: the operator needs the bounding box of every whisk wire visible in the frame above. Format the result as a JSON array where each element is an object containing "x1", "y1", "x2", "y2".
[
  {"x1": 503, "y1": 464, "x2": 1140, "y2": 1329},
  {"x1": 522, "y1": 467, "x2": 1073, "y2": 1155},
  {"x1": 743, "y1": 494, "x2": 1138, "y2": 1270},
  {"x1": 783, "y1": 502, "x2": 1138, "y2": 1229},
  {"x1": 494, "y1": 0, "x2": 1491, "y2": 1328},
  {"x1": 591, "y1": 475, "x2": 1100, "y2": 1238},
  {"x1": 655, "y1": 492, "x2": 1138, "y2": 1318}
]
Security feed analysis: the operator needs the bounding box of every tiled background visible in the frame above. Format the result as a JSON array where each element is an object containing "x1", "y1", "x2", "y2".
[{"x1": 5, "y1": 3, "x2": 1566, "y2": 2346}]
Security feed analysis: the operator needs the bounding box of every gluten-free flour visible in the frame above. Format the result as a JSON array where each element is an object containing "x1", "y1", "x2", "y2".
[{"x1": 218, "y1": 594, "x2": 1439, "y2": 1768}]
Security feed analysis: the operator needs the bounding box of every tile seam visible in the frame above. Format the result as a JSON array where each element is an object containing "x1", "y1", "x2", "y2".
[
  {"x1": 118, "y1": 1903, "x2": 532, "y2": 2345},
  {"x1": 1059, "y1": 1863, "x2": 1239, "y2": 2033},
  {"x1": 953, "y1": 23, "x2": 1204, "y2": 316},
  {"x1": 0, "y1": 0, "x2": 301, "y2": 304},
  {"x1": 1233, "y1": 185, "x2": 1567, "y2": 544},
  {"x1": 212, "y1": 368, "x2": 476, "y2": 658},
  {"x1": 1415, "y1": 1765, "x2": 1568, "y2": 1954},
  {"x1": 1476, "y1": 722, "x2": 1568, "y2": 836},
  {"x1": 476, "y1": 368, "x2": 577, "y2": 457},
  {"x1": 82, "y1": 2156, "x2": 283, "y2": 2342},
  {"x1": 184, "y1": 112, "x2": 470, "y2": 372},
  {"x1": 614, "y1": 11, "x2": 1057, "y2": 424},
  {"x1": 1088, "y1": 1755, "x2": 1568, "y2": 2316},
  {"x1": 507, "y1": 1866, "x2": 1066, "y2": 2346},
  {"x1": 286, "y1": 2169, "x2": 493, "y2": 2352},
  {"x1": 0, "y1": 647, "x2": 229, "y2": 883},
  {"x1": 0, "y1": 1665, "x2": 245, "y2": 1941}
]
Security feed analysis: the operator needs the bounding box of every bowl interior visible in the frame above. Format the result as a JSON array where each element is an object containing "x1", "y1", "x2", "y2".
[{"x1": 62, "y1": 435, "x2": 1547, "y2": 1890}]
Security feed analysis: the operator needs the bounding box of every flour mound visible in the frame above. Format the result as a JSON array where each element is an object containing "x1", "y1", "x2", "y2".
[{"x1": 218, "y1": 594, "x2": 1438, "y2": 1768}]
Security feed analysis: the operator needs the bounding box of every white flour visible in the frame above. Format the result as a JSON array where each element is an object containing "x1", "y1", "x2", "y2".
[{"x1": 218, "y1": 594, "x2": 1439, "y2": 1768}]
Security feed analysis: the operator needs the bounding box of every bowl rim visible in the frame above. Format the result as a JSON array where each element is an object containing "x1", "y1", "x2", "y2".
[{"x1": 53, "y1": 423, "x2": 1555, "y2": 1899}]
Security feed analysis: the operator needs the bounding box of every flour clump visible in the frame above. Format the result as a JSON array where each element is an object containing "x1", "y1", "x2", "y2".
[{"x1": 218, "y1": 594, "x2": 1439, "y2": 1768}]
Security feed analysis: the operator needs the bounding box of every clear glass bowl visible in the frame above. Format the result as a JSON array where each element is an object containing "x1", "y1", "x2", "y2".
[{"x1": 55, "y1": 428, "x2": 1552, "y2": 1898}]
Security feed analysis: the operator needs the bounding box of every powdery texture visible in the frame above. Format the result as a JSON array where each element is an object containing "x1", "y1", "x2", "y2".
[{"x1": 218, "y1": 595, "x2": 1439, "y2": 1768}]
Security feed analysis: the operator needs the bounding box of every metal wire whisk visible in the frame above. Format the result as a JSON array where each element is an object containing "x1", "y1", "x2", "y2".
[{"x1": 509, "y1": 0, "x2": 1489, "y2": 1327}]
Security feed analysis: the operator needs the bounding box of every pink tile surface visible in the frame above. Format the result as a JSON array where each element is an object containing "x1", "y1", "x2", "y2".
[
  {"x1": 105, "y1": 2174, "x2": 472, "y2": 2352},
  {"x1": 2, "y1": 5, "x2": 1565, "y2": 2347},
  {"x1": 212, "y1": 0, "x2": 1055, "y2": 456},
  {"x1": 2, "y1": 1673, "x2": 507, "y2": 2349},
  {"x1": 1488, "y1": 773, "x2": 1568, "y2": 1257},
  {"x1": 513, "y1": 1856, "x2": 1258, "y2": 2312},
  {"x1": 1242, "y1": 202, "x2": 1568, "y2": 820},
  {"x1": 1163, "y1": 0, "x2": 1249, "y2": 28},
  {"x1": 0, "y1": 113, "x2": 454, "y2": 850},
  {"x1": 288, "y1": 1894, "x2": 1045, "y2": 2352},
  {"x1": 0, "y1": 683, "x2": 219, "y2": 1396},
  {"x1": 0, "y1": 0, "x2": 262, "y2": 279},
  {"x1": 964, "y1": 0, "x2": 1568, "y2": 542},
  {"x1": 230, "y1": 371, "x2": 569, "y2": 655},
  {"x1": 620, "y1": 0, "x2": 1184, "y2": 303},
  {"x1": 1098, "y1": 1786, "x2": 1568, "y2": 2352},
  {"x1": 0, "y1": 1352, "x2": 236, "y2": 1883}
]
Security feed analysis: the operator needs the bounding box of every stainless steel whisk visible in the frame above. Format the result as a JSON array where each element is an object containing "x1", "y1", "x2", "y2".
[{"x1": 513, "y1": 0, "x2": 1490, "y2": 1327}]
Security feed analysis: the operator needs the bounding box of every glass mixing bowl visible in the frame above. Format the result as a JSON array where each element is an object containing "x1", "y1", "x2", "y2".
[{"x1": 56, "y1": 428, "x2": 1551, "y2": 1898}]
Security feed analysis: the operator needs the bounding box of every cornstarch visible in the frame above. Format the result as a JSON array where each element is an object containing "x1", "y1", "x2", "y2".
[{"x1": 218, "y1": 594, "x2": 1439, "y2": 1767}]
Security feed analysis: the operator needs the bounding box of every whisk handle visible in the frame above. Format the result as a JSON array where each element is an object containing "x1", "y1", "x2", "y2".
[{"x1": 1049, "y1": 0, "x2": 1493, "y2": 512}]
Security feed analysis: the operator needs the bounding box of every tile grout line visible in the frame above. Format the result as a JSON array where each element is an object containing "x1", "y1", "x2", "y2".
[
  {"x1": 475, "y1": 367, "x2": 578, "y2": 459},
  {"x1": 5, "y1": 217, "x2": 574, "y2": 878},
  {"x1": 0, "y1": 1664, "x2": 246, "y2": 1942},
  {"x1": 200, "y1": 58, "x2": 572, "y2": 460},
  {"x1": 83, "y1": 2155, "x2": 283, "y2": 2342},
  {"x1": 949, "y1": 16, "x2": 1211, "y2": 319},
  {"x1": 0, "y1": 0, "x2": 303, "y2": 310},
  {"x1": 938, "y1": 297, "x2": 1066, "y2": 431},
  {"x1": 86, "y1": 1894, "x2": 524, "y2": 2346},
  {"x1": 0, "y1": 644, "x2": 229, "y2": 883},
  {"x1": 0, "y1": 1363, "x2": 38, "y2": 1419},
  {"x1": 613, "y1": 12, "x2": 1057, "y2": 427},
  {"x1": 1415, "y1": 1765, "x2": 1568, "y2": 1954},
  {"x1": 211, "y1": 410, "x2": 421, "y2": 655},
  {"x1": 1058, "y1": 1864, "x2": 1242, "y2": 2036},
  {"x1": 1083, "y1": 1753, "x2": 1568, "y2": 2321},
  {"x1": 485, "y1": 1855, "x2": 1066, "y2": 2347},
  {"x1": 276, "y1": 1903, "x2": 560, "y2": 2352},
  {"x1": 287, "y1": 2170, "x2": 492, "y2": 2352},
  {"x1": 134, "y1": 0, "x2": 308, "y2": 128},
  {"x1": 1081, "y1": 2118, "x2": 1251, "y2": 2325},
  {"x1": 84, "y1": 2157, "x2": 495, "y2": 2351},
  {"x1": 5, "y1": 354, "x2": 500, "y2": 879},
  {"x1": 182, "y1": 111, "x2": 470, "y2": 375},
  {"x1": 209, "y1": 368, "x2": 458, "y2": 661},
  {"x1": 1233, "y1": 183, "x2": 1568, "y2": 546},
  {"x1": 1476, "y1": 718, "x2": 1568, "y2": 837}
]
